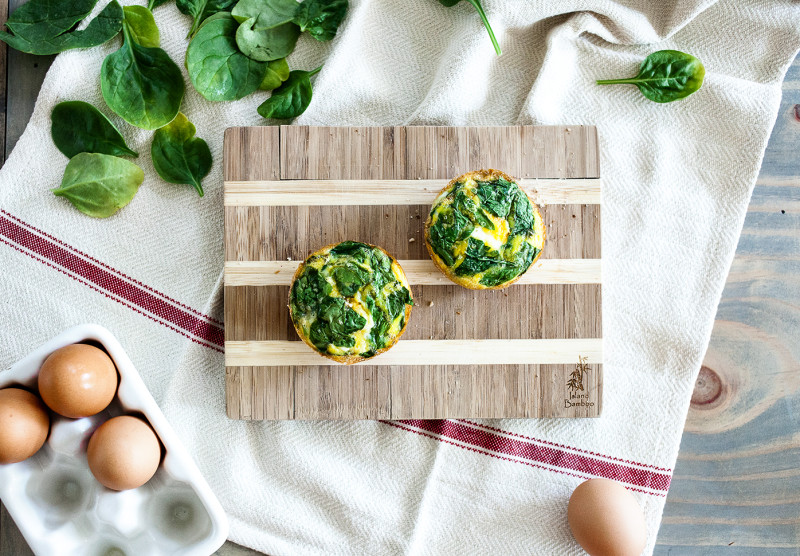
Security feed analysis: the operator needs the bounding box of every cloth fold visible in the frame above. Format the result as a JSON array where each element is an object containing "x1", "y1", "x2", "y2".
[{"x1": 1, "y1": 0, "x2": 799, "y2": 554}]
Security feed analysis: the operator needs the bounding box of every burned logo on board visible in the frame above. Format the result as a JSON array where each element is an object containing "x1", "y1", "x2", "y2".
[{"x1": 565, "y1": 355, "x2": 595, "y2": 408}]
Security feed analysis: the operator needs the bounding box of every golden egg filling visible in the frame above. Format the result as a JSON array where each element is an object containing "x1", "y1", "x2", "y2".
[
  {"x1": 425, "y1": 169, "x2": 545, "y2": 289},
  {"x1": 289, "y1": 241, "x2": 413, "y2": 364}
]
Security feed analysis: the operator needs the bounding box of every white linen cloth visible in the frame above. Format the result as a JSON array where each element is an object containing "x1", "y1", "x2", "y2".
[{"x1": 1, "y1": 0, "x2": 799, "y2": 553}]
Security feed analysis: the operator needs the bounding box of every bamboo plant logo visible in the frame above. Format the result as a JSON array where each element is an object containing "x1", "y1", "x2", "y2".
[{"x1": 567, "y1": 356, "x2": 589, "y2": 392}]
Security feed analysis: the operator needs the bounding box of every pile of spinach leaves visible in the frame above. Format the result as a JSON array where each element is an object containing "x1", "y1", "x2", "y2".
[
  {"x1": 185, "y1": 0, "x2": 346, "y2": 117},
  {"x1": 0, "y1": 0, "x2": 348, "y2": 218},
  {"x1": 428, "y1": 178, "x2": 540, "y2": 288},
  {"x1": 290, "y1": 242, "x2": 413, "y2": 357}
]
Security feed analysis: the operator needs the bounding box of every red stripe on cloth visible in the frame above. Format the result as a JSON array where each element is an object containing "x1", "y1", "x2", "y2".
[
  {"x1": 457, "y1": 419, "x2": 672, "y2": 472},
  {"x1": 0, "y1": 237, "x2": 223, "y2": 353},
  {"x1": 391, "y1": 419, "x2": 671, "y2": 494},
  {"x1": 0, "y1": 213, "x2": 224, "y2": 348},
  {"x1": 1, "y1": 210, "x2": 223, "y2": 326}
]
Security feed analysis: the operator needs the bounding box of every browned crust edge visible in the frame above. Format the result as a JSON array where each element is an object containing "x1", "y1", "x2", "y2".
[
  {"x1": 424, "y1": 169, "x2": 546, "y2": 290},
  {"x1": 288, "y1": 242, "x2": 413, "y2": 365}
]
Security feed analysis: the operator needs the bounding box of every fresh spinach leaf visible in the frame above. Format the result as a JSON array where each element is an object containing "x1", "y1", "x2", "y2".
[
  {"x1": 186, "y1": 13, "x2": 267, "y2": 101},
  {"x1": 0, "y1": 0, "x2": 123, "y2": 55},
  {"x1": 259, "y1": 57, "x2": 290, "y2": 90},
  {"x1": 150, "y1": 112, "x2": 212, "y2": 196},
  {"x1": 122, "y1": 5, "x2": 159, "y2": 47},
  {"x1": 232, "y1": 0, "x2": 297, "y2": 27},
  {"x1": 177, "y1": 0, "x2": 237, "y2": 37},
  {"x1": 235, "y1": 17, "x2": 299, "y2": 62},
  {"x1": 52, "y1": 152, "x2": 144, "y2": 218},
  {"x1": 257, "y1": 66, "x2": 321, "y2": 120},
  {"x1": 437, "y1": 0, "x2": 500, "y2": 56},
  {"x1": 51, "y1": 101, "x2": 138, "y2": 159},
  {"x1": 101, "y1": 19, "x2": 184, "y2": 130},
  {"x1": 294, "y1": 0, "x2": 348, "y2": 42},
  {"x1": 148, "y1": 0, "x2": 171, "y2": 9},
  {"x1": 596, "y1": 50, "x2": 705, "y2": 103}
]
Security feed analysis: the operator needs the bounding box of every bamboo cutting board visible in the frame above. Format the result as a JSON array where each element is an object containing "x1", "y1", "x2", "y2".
[{"x1": 224, "y1": 125, "x2": 602, "y2": 420}]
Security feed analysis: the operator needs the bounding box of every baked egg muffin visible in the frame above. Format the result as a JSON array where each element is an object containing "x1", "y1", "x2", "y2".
[
  {"x1": 425, "y1": 169, "x2": 545, "y2": 289},
  {"x1": 289, "y1": 241, "x2": 414, "y2": 364}
]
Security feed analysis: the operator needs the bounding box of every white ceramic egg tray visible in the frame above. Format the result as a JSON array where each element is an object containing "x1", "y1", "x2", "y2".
[{"x1": 0, "y1": 324, "x2": 228, "y2": 556}]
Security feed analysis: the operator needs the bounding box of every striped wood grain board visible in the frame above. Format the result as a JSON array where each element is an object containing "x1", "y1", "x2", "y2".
[{"x1": 224, "y1": 125, "x2": 602, "y2": 420}]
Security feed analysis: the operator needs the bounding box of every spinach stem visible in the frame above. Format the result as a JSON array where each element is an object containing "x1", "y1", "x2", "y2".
[
  {"x1": 308, "y1": 65, "x2": 323, "y2": 77},
  {"x1": 596, "y1": 78, "x2": 638, "y2": 85},
  {"x1": 468, "y1": 0, "x2": 501, "y2": 56}
]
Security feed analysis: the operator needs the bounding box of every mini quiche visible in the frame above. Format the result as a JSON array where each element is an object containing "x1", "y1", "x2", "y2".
[
  {"x1": 289, "y1": 241, "x2": 414, "y2": 364},
  {"x1": 425, "y1": 169, "x2": 545, "y2": 289}
]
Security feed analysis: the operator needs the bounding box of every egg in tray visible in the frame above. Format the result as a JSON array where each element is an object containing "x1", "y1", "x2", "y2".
[{"x1": 0, "y1": 324, "x2": 227, "y2": 556}]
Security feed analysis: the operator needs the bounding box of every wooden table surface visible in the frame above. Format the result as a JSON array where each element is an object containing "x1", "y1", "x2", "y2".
[{"x1": 0, "y1": 2, "x2": 797, "y2": 552}]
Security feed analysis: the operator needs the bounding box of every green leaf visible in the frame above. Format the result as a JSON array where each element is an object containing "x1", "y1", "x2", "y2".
[
  {"x1": 4, "y1": 0, "x2": 96, "y2": 38},
  {"x1": 596, "y1": 50, "x2": 705, "y2": 103},
  {"x1": 177, "y1": 0, "x2": 237, "y2": 38},
  {"x1": 475, "y1": 177, "x2": 515, "y2": 218},
  {"x1": 257, "y1": 66, "x2": 321, "y2": 120},
  {"x1": 293, "y1": 0, "x2": 347, "y2": 41},
  {"x1": 123, "y1": 5, "x2": 159, "y2": 47},
  {"x1": 101, "y1": 24, "x2": 185, "y2": 130},
  {"x1": 454, "y1": 237, "x2": 500, "y2": 276},
  {"x1": 51, "y1": 101, "x2": 138, "y2": 159},
  {"x1": 428, "y1": 205, "x2": 473, "y2": 267},
  {"x1": 437, "y1": 0, "x2": 500, "y2": 56},
  {"x1": 148, "y1": 0, "x2": 171, "y2": 9},
  {"x1": 509, "y1": 190, "x2": 533, "y2": 235},
  {"x1": 232, "y1": 0, "x2": 297, "y2": 27},
  {"x1": 259, "y1": 58, "x2": 290, "y2": 90},
  {"x1": 235, "y1": 17, "x2": 299, "y2": 62},
  {"x1": 308, "y1": 297, "x2": 366, "y2": 350},
  {"x1": 186, "y1": 13, "x2": 268, "y2": 101},
  {"x1": 52, "y1": 152, "x2": 144, "y2": 218},
  {"x1": 151, "y1": 112, "x2": 212, "y2": 196},
  {"x1": 453, "y1": 190, "x2": 494, "y2": 230},
  {"x1": 0, "y1": 0, "x2": 123, "y2": 55}
]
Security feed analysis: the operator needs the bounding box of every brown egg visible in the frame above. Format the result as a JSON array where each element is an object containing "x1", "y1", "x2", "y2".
[
  {"x1": 87, "y1": 415, "x2": 161, "y2": 491},
  {"x1": 567, "y1": 478, "x2": 647, "y2": 556},
  {"x1": 0, "y1": 388, "x2": 50, "y2": 464},
  {"x1": 38, "y1": 344, "x2": 118, "y2": 418}
]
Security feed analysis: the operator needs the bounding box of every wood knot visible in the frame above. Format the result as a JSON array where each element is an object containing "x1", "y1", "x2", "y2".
[{"x1": 691, "y1": 365, "x2": 723, "y2": 407}]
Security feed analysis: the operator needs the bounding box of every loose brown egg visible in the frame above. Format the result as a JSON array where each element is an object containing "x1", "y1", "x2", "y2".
[
  {"x1": 87, "y1": 415, "x2": 161, "y2": 491},
  {"x1": 567, "y1": 478, "x2": 647, "y2": 556},
  {"x1": 38, "y1": 344, "x2": 118, "y2": 418},
  {"x1": 0, "y1": 388, "x2": 50, "y2": 464}
]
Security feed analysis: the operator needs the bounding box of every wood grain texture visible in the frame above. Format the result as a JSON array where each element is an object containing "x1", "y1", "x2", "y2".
[
  {"x1": 655, "y1": 57, "x2": 800, "y2": 553},
  {"x1": 223, "y1": 178, "x2": 603, "y2": 206},
  {"x1": 224, "y1": 125, "x2": 603, "y2": 420},
  {"x1": 224, "y1": 258, "x2": 603, "y2": 286},
  {"x1": 226, "y1": 339, "x2": 604, "y2": 366}
]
